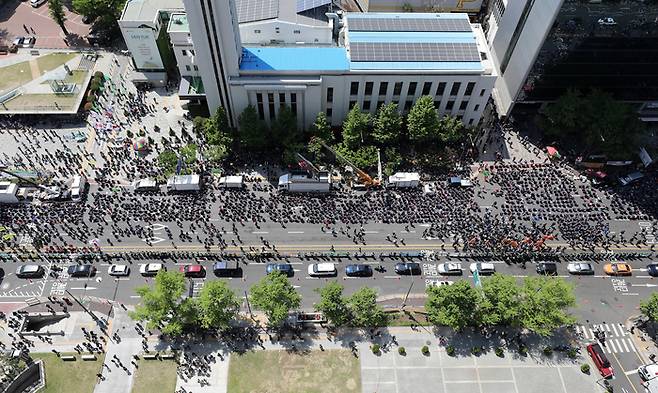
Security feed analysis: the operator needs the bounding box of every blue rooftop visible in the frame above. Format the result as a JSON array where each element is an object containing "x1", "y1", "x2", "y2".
[
  {"x1": 346, "y1": 12, "x2": 468, "y2": 20},
  {"x1": 240, "y1": 47, "x2": 349, "y2": 72}
]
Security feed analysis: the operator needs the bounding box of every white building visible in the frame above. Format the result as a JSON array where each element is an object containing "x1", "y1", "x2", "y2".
[
  {"x1": 0, "y1": 181, "x2": 19, "y2": 204},
  {"x1": 183, "y1": 0, "x2": 496, "y2": 129}
]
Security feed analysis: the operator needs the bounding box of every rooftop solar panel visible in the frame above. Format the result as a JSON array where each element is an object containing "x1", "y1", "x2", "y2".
[
  {"x1": 348, "y1": 17, "x2": 471, "y2": 32},
  {"x1": 350, "y1": 42, "x2": 480, "y2": 62},
  {"x1": 296, "y1": 0, "x2": 331, "y2": 13},
  {"x1": 235, "y1": 0, "x2": 279, "y2": 23}
]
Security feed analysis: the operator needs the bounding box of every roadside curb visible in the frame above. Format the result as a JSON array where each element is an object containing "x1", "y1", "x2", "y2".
[{"x1": 626, "y1": 315, "x2": 655, "y2": 364}]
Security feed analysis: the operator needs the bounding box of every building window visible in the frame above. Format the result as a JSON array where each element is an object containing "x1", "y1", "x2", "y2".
[
  {"x1": 434, "y1": 101, "x2": 440, "y2": 109},
  {"x1": 365, "y1": 82, "x2": 373, "y2": 96},
  {"x1": 269, "y1": 103, "x2": 275, "y2": 119},
  {"x1": 350, "y1": 82, "x2": 359, "y2": 95},
  {"x1": 190, "y1": 50, "x2": 195, "y2": 56},
  {"x1": 450, "y1": 82, "x2": 461, "y2": 96},
  {"x1": 193, "y1": 65, "x2": 198, "y2": 71},
  {"x1": 378, "y1": 82, "x2": 388, "y2": 96},
  {"x1": 185, "y1": 65, "x2": 191, "y2": 71},
  {"x1": 349, "y1": 100, "x2": 356, "y2": 109},
  {"x1": 257, "y1": 103, "x2": 264, "y2": 120},
  {"x1": 407, "y1": 82, "x2": 417, "y2": 96},
  {"x1": 363, "y1": 100, "x2": 371, "y2": 110},
  {"x1": 393, "y1": 82, "x2": 402, "y2": 96},
  {"x1": 459, "y1": 101, "x2": 468, "y2": 111},
  {"x1": 256, "y1": 93, "x2": 263, "y2": 102},
  {"x1": 326, "y1": 87, "x2": 333, "y2": 103},
  {"x1": 291, "y1": 103, "x2": 297, "y2": 114},
  {"x1": 279, "y1": 93, "x2": 286, "y2": 103},
  {"x1": 327, "y1": 108, "x2": 332, "y2": 117},
  {"x1": 480, "y1": 89, "x2": 486, "y2": 97},
  {"x1": 404, "y1": 100, "x2": 413, "y2": 111},
  {"x1": 446, "y1": 101, "x2": 454, "y2": 110},
  {"x1": 293, "y1": 30, "x2": 301, "y2": 34},
  {"x1": 468, "y1": 118, "x2": 474, "y2": 126},
  {"x1": 254, "y1": 29, "x2": 261, "y2": 33},
  {"x1": 275, "y1": 27, "x2": 280, "y2": 33},
  {"x1": 436, "y1": 82, "x2": 446, "y2": 96},
  {"x1": 465, "y1": 82, "x2": 476, "y2": 96},
  {"x1": 268, "y1": 93, "x2": 274, "y2": 103},
  {"x1": 291, "y1": 93, "x2": 297, "y2": 102},
  {"x1": 474, "y1": 104, "x2": 480, "y2": 112},
  {"x1": 422, "y1": 82, "x2": 432, "y2": 95},
  {"x1": 181, "y1": 49, "x2": 187, "y2": 56}
]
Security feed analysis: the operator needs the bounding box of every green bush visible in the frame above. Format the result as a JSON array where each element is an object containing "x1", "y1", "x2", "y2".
[
  {"x1": 421, "y1": 345, "x2": 430, "y2": 355},
  {"x1": 86, "y1": 94, "x2": 96, "y2": 104},
  {"x1": 567, "y1": 348, "x2": 577, "y2": 359},
  {"x1": 371, "y1": 344, "x2": 380, "y2": 354},
  {"x1": 543, "y1": 346, "x2": 553, "y2": 356},
  {"x1": 580, "y1": 364, "x2": 590, "y2": 374},
  {"x1": 398, "y1": 346, "x2": 406, "y2": 356},
  {"x1": 446, "y1": 345, "x2": 455, "y2": 356},
  {"x1": 518, "y1": 346, "x2": 528, "y2": 356},
  {"x1": 495, "y1": 347, "x2": 504, "y2": 357},
  {"x1": 471, "y1": 346, "x2": 482, "y2": 356},
  {"x1": 83, "y1": 102, "x2": 93, "y2": 111},
  {"x1": 94, "y1": 71, "x2": 104, "y2": 79}
]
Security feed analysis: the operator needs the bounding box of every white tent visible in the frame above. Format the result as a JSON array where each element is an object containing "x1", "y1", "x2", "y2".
[{"x1": 218, "y1": 175, "x2": 243, "y2": 188}]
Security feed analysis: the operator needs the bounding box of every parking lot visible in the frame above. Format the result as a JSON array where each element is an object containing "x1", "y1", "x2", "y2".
[{"x1": 0, "y1": 0, "x2": 90, "y2": 49}]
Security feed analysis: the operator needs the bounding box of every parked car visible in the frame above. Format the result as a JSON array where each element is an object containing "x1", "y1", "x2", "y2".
[
  {"x1": 22, "y1": 37, "x2": 36, "y2": 48},
  {"x1": 345, "y1": 264, "x2": 373, "y2": 277},
  {"x1": 12, "y1": 37, "x2": 24, "y2": 47},
  {"x1": 587, "y1": 342, "x2": 614, "y2": 378},
  {"x1": 16, "y1": 265, "x2": 44, "y2": 278},
  {"x1": 307, "y1": 263, "x2": 337, "y2": 277},
  {"x1": 469, "y1": 262, "x2": 495, "y2": 275},
  {"x1": 603, "y1": 263, "x2": 632, "y2": 276},
  {"x1": 437, "y1": 262, "x2": 463, "y2": 275},
  {"x1": 266, "y1": 263, "x2": 294, "y2": 277},
  {"x1": 108, "y1": 264, "x2": 130, "y2": 277},
  {"x1": 213, "y1": 261, "x2": 241, "y2": 277},
  {"x1": 67, "y1": 265, "x2": 96, "y2": 277},
  {"x1": 139, "y1": 263, "x2": 165, "y2": 276},
  {"x1": 619, "y1": 171, "x2": 644, "y2": 186},
  {"x1": 179, "y1": 264, "x2": 206, "y2": 278},
  {"x1": 646, "y1": 263, "x2": 658, "y2": 277},
  {"x1": 638, "y1": 364, "x2": 658, "y2": 381},
  {"x1": 394, "y1": 262, "x2": 421, "y2": 275},
  {"x1": 536, "y1": 262, "x2": 557, "y2": 276},
  {"x1": 598, "y1": 17, "x2": 617, "y2": 25},
  {"x1": 30, "y1": 0, "x2": 47, "y2": 7},
  {"x1": 567, "y1": 262, "x2": 595, "y2": 275}
]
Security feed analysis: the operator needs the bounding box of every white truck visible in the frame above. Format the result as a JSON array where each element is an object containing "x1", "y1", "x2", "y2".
[
  {"x1": 166, "y1": 174, "x2": 201, "y2": 192},
  {"x1": 70, "y1": 175, "x2": 87, "y2": 202},
  {"x1": 218, "y1": 175, "x2": 244, "y2": 189},
  {"x1": 278, "y1": 172, "x2": 330, "y2": 193},
  {"x1": 387, "y1": 172, "x2": 420, "y2": 188}
]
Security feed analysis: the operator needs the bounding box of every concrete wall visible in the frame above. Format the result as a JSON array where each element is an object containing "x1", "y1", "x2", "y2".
[{"x1": 240, "y1": 20, "x2": 333, "y2": 45}]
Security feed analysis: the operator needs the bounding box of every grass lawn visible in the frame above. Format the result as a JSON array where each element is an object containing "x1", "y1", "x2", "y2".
[
  {"x1": 1, "y1": 93, "x2": 79, "y2": 111},
  {"x1": 35, "y1": 53, "x2": 77, "y2": 74},
  {"x1": 227, "y1": 349, "x2": 360, "y2": 393},
  {"x1": 0, "y1": 61, "x2": 32, "y2": 92},
  {"x1": 131, "y1": 358, "x2": 178, "y2": 393},
  {"x1": 32, "y1": 353, "x2": 104, "y2": 393}
]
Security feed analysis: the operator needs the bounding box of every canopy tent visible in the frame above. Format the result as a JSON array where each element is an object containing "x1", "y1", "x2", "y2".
[
  {"x1": 133, "y1": 137, "x2": 149, "y2": 151},
  {"x1": 546, "y1": 146, "x2": 561, "y2": 158}
]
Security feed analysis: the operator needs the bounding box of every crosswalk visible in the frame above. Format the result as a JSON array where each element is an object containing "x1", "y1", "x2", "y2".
[{"x1": 575, "y1": 323, "x2": 637, "y2": 354}]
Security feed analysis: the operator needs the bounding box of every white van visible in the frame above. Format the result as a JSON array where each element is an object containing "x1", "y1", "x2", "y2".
[
  {"x1": 31, "y1": 0, "x2": 47, "y2": 7},
  {"x1": 70, "y1": 175, "x2": 87, "y2": 202}
]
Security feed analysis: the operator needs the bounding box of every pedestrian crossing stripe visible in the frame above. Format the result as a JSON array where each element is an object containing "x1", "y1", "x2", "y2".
[{"x1": 575, "y1": 324, "x2": 637, "y2": 354}]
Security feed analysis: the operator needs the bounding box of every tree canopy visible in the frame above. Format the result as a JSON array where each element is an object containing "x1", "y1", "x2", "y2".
[
  {"x1": 196, "y1": 280, "x2": 240, "y2": 330},
  {"x1": 640, "y1": 293, "x2": 658, "y2": 322},
  {"x1": 48, "y1": 0, "x2": 68, "y2": 35},
  {"x1": 342, "y1": 105, "x2": 371, "y2": 149},
  {"x1": 346, "y1": 287, "x2": 388, "y2": 327},
  {"x1": 238, "y1": 105, "x2": 268, "y2": 150},
  {"x1": 271, "y1": 106, "x2": 299, "y2": 151},
  {"x1": 518, "y1": 277, "x2": 576, "y2": 336},
  {"x1": 372, "y1": 103, "x2": 402, "y2": 146},
  {"x1": 479, "y1": 274, "x2": 521, "y2": 327},
  {"x1": 250, "y1": 272, "x2": 301, "y2": 327},
  {"x1": 425, "y1": 280, "x2": 479, "y2": 330},
  {"x1": 407, "y1": 95, "x2": 440, "y2": 144},
  {"x1": 314, "y1": 281, "x2": 350, "y2": 327}
]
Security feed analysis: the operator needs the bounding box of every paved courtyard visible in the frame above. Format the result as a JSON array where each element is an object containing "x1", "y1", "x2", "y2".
[{"x1": 358, "y1": 337, "x2": 600, "y2": 393}]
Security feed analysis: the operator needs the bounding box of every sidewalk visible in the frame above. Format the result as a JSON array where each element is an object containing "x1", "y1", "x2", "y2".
[{"x1": 627, "y1": 316, "x2": 657, "y2": 364}]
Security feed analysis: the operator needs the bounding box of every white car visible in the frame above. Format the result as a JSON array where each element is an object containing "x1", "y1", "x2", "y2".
[
  {"x1": 598, "y1": 17, "x2": 617, "y2": 25},
  {"x1": 139, "y1": 263, "x2": 164, "y2": 276},
  {"x1": 108, "y1": 264, "x2": 130, "y2": 276},
  {"x1": 437, "y1": 262, "x2": 463, "y2": 275},
  {"x1": 307, "y1": 263, "x2": 337, "y2": 277},
  {"x1": 469, "y1": 262, "x2": 496, "y2": 275},
  {"x1": 567, "y1": 262, "x2": 594, "y2": 275},
  {"x1": 638, "y1": 364, "x2": 658, "y2": 381}
]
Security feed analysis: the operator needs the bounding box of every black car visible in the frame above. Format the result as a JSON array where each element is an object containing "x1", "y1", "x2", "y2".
[
  {"x1": 647, "y1": 263, "x2": 658, "y2": 277},
  {"x1": 345, "y1": 264, "x2": 373, "y2": 277},
  {"x1": 266, "y1": 263, "x2": 294, "y2": 277},
  {"x1": 67, "y1": 265, "x2": 96, "y2": 277},
  {"x1": 394, "y1": 262, "x2": 421, "y2": 275},
  {"x1": 536, "y1": 262, "x2": 558, "y2": 276}
]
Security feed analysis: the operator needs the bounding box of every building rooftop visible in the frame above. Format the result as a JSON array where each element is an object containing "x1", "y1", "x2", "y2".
[
  {"x1": 121, "y1": 0, "x2": 184, "y2": 22},
  {"x1": 345, "y1": 12, "x2": 484, "y2": 71},
  {"x1": 240, "y1": 47, "x2": 349, "y2": 72},
  {"x1": 168, "y1": 13, "x2": 189, "y2": 33},
  {"x1": 235, "y1": 0, "x2": 329, "y2": 27}
]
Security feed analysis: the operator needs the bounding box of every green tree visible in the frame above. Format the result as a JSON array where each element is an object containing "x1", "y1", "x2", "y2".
[
  {"x1": 48, "y1": 0, "x2": 68, "y2": 35},
  {"x1": 196, "y1": 281, "x2": 239, "y2": 330},
  {"x1": 437, "y1": 115, "x2": 465, "y2": 144},
  {"x1": 129, "y1": 271, "x2": 197, "y2": 336},
  {"x1": 372, "y1": 103, "x2": 403, "y2": 146},
  {"x1": 271, "y1": 106, "x2": 300, "y2": 150},
  {"x1": 72, "y1": 0, "x2": 124, "y2": 20},
  {"x1": 334, "y1": 143, "x2": 379, "y2": 170},
  {"x1": 383, "y1": 147, "x2": 402, "y2": 177},
  {"x1": 347, "y1": 287, "x2": 388, "y2": 327},
  {"x1": 519, "y1": 277, "x2": 576, "y2": 336},
  {"x1": 314, "y1": 281, "x2": 350, "y2": 327},
  {"x1": 157, "y1": 150, "x2": 178, "y2": 174},
  {"x1": 238, "y1": 105, "x2": 268, "y2": 150},
  {"x1": 640, "y1": 293, "x2": 658, "y2": 322},
  {"x1": 543, "y1": 88, "x2": 583, "y2": 140},
  {"x1": 180, "y1": 144, "x2": 197, "y2": 165},
  {"x1": 407, "y1": 96, "x2": 439, "y2": 144},
  {"x1": 250, "y1": 272, "x2": 301, "y2": 327},
  {"x1": 310, "y1": 111, "x2": 334, "y2": 142},
  {"x1": 203, "y1": 107, "x2": 232, "y2": 146},
  {"x1": 205, "y1": 144, "x2": 228, "y2": 164},
  {"x1": 342, "y1": 104, "x2": 371, "y2": 149},
  {"x1": 480, "y1": 274, "x2": 521, "y2": 327},
  {"x1": 426, "y1": 280, "x2": 479, "y2": 330}
]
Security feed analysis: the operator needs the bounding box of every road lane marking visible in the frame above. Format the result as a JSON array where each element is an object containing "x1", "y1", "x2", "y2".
[
  {"x1": 364, "y1": 231, "x2": 379, "y2": 234},
  {"x1": 287, "y1": 231, "x2": 304, "y2": 234},
  {"x1": 252, "y1": 231, "x2": 269, "y2": 234},
  {"x1": 611, "y1": 324, "x2": 619, "y2": 336},
  {"x1": 621, "y1": 338, "x2": 630, "y2": 352}
]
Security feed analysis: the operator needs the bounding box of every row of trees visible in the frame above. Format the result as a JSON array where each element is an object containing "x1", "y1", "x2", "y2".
[
  {"x1": 640, "y1": 292, "x2": 658, "y2": 323},
  {"x1": 542, "y1": 89, "x2": 646, "y2": 159},
  {"x1": 426, "y1": 275, "x2": 576, "y2": 336}
]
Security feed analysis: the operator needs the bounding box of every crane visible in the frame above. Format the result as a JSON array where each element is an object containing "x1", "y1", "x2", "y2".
[
  {"x1": 312, "y1": 137, "x2": 380, "y2": 187},
  {"x1": 0, "y1": 164, "x2": 58, "y2": 194}
]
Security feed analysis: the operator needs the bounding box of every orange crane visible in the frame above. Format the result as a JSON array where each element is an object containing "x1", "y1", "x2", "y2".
[{"x1": 313, "y1": 138, "x2": 380, "y2": 187}]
